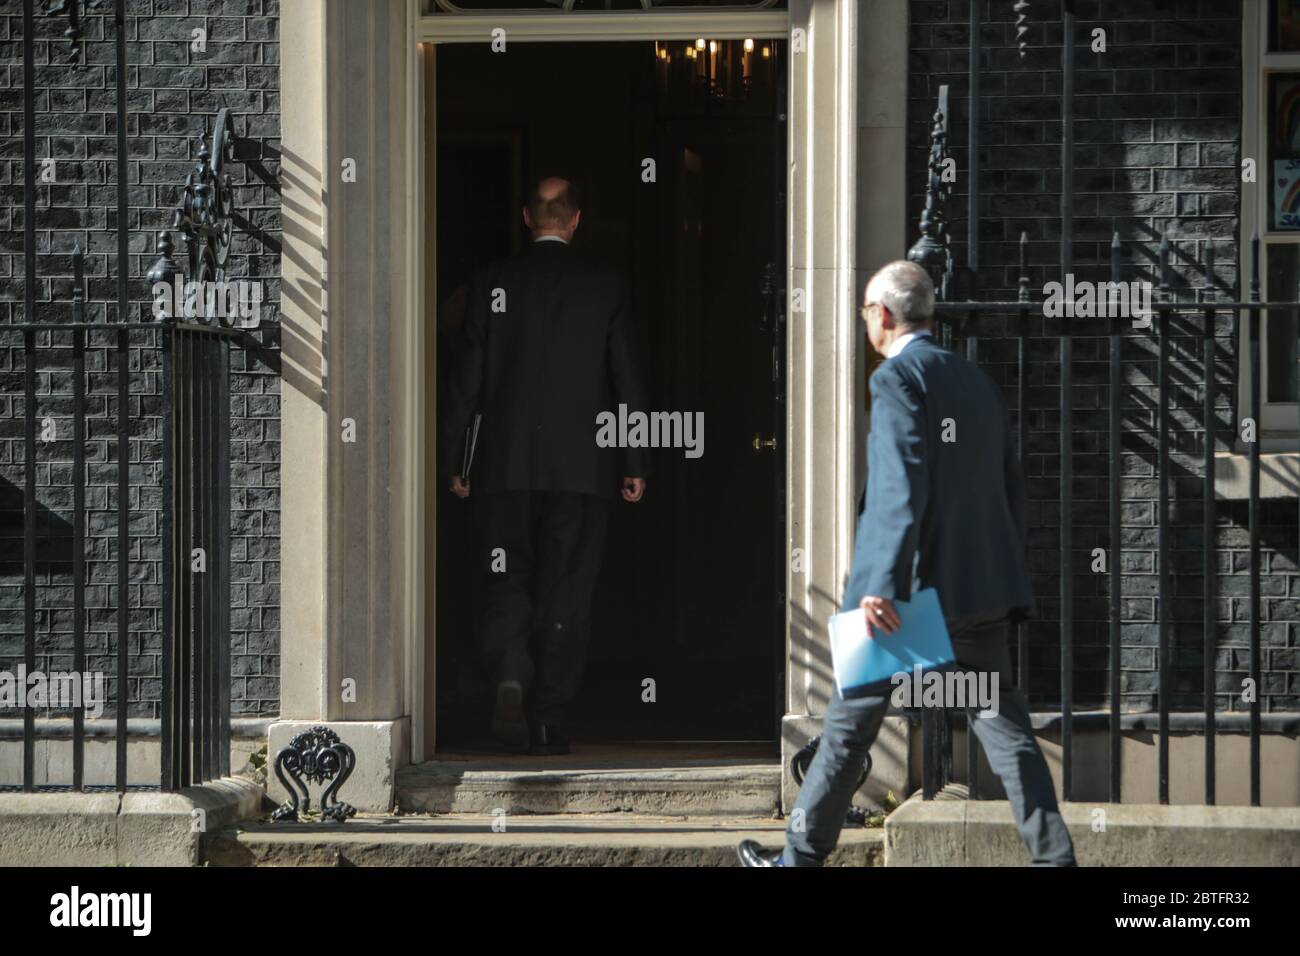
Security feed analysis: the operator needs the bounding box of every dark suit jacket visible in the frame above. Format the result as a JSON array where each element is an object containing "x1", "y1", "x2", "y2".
[
  {"x1": 441, "y1": 239, "x2": 650, "y2": 499},
  {"x1": 842, "y1": 334, "x2": 1034, "y2": 623}
]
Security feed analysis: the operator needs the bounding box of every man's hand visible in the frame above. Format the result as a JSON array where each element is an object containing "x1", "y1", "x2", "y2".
[
  {"x1": 450, "y1": 475, "x2": 470, "y2": 499},
  {"x1": 622, "y1": 477, "x2": 645, "y2": 503},
  {"x1": 859, "y1": 595, "x2": 899, "y2": 637}
]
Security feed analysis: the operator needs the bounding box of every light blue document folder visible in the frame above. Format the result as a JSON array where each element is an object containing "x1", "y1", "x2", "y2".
[{"x1": 828, "y1": 588, "x2": 956, "y2": 698}]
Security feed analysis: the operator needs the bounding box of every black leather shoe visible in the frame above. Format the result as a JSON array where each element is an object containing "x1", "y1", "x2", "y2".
[
  {"x1": 737, "y1": 839, "x2": 785, "y2": 867},
  {"x1": 490, "y1": 680, "x2": 529, "y2": 752},
  {"x1": 529, "y1": 722, "x2": 570, "y2": 756}
]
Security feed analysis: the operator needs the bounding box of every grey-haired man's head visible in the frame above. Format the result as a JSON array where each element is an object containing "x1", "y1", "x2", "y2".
[{"x1": 862, "y1": 260, "x2": 936, "y2": 356}]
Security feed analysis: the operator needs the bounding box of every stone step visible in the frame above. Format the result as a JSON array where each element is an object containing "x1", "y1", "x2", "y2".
[
  {"x1": 205, "y1": 814, "x2": 885, "y2": 867},
  {"x1": 884, "y1": 795, "x2": 1300, "y2": 866},
  {"x1": 396, "y1": 747, "x2": 782, "y2": 817}
]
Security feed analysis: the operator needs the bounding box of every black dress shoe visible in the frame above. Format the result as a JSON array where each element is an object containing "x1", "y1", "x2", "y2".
[
  {"x1": 737, "y1": 839, "x2": 785, "y2": 867},
  {"x1": 490, "y1": 680, "x2": 529, "y2": 752},
  {"x1": 529, "y1": 722, "x2": 570, "y2": 755}
]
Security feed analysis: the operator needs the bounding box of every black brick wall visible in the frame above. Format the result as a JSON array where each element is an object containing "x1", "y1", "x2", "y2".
[
  {"x1": 3, "y1": 0, "x2": 1294, "y2": 725},
  {"x1": 909, "y1": 0, "x2": 1299, "y2": 712},
  {"x1": 0, "y1": 0, "x2": 281, "y2": 719}
]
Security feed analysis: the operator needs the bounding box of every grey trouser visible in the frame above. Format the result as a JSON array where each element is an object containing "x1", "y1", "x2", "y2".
[{"x1": 784, "y1": 616, "x2": 1077, "y2": 866}]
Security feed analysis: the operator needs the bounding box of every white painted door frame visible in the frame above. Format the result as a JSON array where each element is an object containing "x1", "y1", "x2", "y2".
[{"x1": 404, "y1": 1, "x2": 860, "y2": 769}]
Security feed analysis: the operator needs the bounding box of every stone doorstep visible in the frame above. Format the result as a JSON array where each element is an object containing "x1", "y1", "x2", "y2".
[
  {"x1": 885, "y1": 794, "x2": 1300, "y2": 867},
  {"x1": 0, "y1": 777, "x2": 266, "y2": 867},
  {"x1": 395, "y1": 758, "x2": 783, "y2": 817},
  {"x1": 205, "y1": 814, "x2": 886, "y2": 867}
]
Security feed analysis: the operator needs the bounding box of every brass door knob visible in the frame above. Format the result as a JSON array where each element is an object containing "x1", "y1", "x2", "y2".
[{"x1": 753, "y1": 433, "x2": 777, "y2": 452}]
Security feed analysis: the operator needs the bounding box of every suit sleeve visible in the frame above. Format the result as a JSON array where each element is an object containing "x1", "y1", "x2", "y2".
[
  {"x1": 606, "y1": 275, "x2": 651, "y2": 479},
  {"x1": 440, "y1": 266, "x2": 491, "y2": 482},
  {"x1": 843, "y1": 364, "x2": 928, "y2": 606},
  {"x1": 1001, "y1": 389, "x2": 1028, "y2": 549}
]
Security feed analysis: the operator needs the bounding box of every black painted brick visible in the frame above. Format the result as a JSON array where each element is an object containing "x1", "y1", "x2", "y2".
[
  {"x1": 908, "y1": 2, "x2": 1297, "y2": 714},
  {"x1": 1, "y1": 0, "x2": 281, "y2": 720}
]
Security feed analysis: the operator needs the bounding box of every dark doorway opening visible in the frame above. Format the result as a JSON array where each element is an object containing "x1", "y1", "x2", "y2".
[{"x1": 434, "y1": 40, "x2": 787, "y2": 748}]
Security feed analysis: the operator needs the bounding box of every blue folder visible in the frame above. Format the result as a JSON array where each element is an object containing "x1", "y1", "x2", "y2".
[{"x1": 828, "y1": 588, "x2": 957, "y2": 699}]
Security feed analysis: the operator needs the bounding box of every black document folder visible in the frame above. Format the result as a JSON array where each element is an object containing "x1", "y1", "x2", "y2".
[{"x1": 461, "y1": 413, "x2": 482, "y2": 480}]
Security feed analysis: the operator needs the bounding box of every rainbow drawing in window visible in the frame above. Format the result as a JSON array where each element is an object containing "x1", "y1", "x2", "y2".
[
  {"x1": 1275, "y1": 77, "x2": 1300, "y2": 151},
  {"x1": 1276, "y1": 160, "x2": 1300, "y2": 229},
  {"x1": 1272, "y1": 76, "x2": 1300, "y2": 229}
]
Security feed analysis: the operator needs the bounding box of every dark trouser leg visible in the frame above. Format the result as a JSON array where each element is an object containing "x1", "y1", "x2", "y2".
[
  {"x1": 784, "y1": 620, "x2": 1076, "y2": 867},
  {"x1": 478, "y1": 491, "x2": 537, "y2": 690},
  {"x1": 784, "y1": 686, "x2": 890, "y2": 866},
  {"x1": 531, "y1": 493, "x2": 609, "y2": 729},
  {"x1": 953, "y1": 626, "x2": 1077, "y2": 866}
]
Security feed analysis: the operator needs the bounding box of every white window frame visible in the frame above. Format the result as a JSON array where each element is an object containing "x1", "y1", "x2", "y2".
[{"x1": 1241, "y1": 0, "x2": 1300, "y2": 442}]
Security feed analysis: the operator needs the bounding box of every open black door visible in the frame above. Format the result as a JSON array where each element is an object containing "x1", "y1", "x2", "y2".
[{"x1": 433, "y1": 40, "x2": 788, "y2": 748}]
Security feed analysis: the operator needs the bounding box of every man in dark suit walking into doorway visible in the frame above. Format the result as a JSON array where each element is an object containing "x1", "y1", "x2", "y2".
[
  {"x1": 443, "y1": 176, "x2": 649, "y2": 756},
  {"x1": 738, "y1": 260, "x2": 1076, "y2": 866}
]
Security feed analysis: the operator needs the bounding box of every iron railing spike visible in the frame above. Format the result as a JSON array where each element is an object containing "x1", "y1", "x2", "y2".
[
  {"x1": 907, "y1": 86, "x2": 951, "y2": 293},
  {"x1": 1017, "y1": 231, "x2": 1030, "y2": 302}
]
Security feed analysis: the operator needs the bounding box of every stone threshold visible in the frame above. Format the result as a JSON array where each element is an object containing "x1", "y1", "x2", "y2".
[{"x1": 396, "y1": 747, "x2": 782, "y2": 817}]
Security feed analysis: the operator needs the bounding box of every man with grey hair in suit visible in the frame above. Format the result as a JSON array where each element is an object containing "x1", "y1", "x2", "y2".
[{"x1": 738, "y1": 260, "x2": 1077, "y2": 867}]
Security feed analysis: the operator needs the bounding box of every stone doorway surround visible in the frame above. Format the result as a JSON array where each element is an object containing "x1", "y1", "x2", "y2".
[{"x1": 275, "y1": 0, "x2": 908, "y2": 813}]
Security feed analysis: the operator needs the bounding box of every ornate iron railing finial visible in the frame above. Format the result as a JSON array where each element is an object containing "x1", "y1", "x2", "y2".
[
  {"x1": 908, "y1": 85, "x2": 953, "y2": 297},
  {"x1": 146, "y1": 108, "x2": 241, "y2": 324}
]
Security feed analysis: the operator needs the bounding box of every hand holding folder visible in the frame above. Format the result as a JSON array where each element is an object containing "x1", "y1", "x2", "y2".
[{"x1": 828, "y1": 588, "x2": 956, "y2": 698}]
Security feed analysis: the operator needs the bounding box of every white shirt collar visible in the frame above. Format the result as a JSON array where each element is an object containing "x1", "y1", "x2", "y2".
[
  {"x1": 886, "y1": 329, "x2": 933, "y2": 359},
  {"x1": 533, "y1": 235, "x2": 568, "y2": 244}
]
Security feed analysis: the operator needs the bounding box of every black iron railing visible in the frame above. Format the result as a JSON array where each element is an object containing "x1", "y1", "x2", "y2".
[
  {"x1": 159, "y1": 321, "x2": 236, "y2": 790},
  {"x1": 918, "y1": 234, "x2": 1299, "y2": 809},
  {"x1": 7, "y1": 0, "x2": 252, "y2": 792},
  {"x1": 905, "y1": 2, "x2": 1298, "y2": 808},
  {"x1": 2, "y1": 313, "x2": 241, "y2": 793}
]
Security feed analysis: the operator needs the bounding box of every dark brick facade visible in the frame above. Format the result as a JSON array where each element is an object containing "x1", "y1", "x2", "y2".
[
  {"x1": 1, "y1": 0, "x2": 1294, "y2": 727},
  {"x1": 0, "y1": 0, "x2": 281, "y2": 718},
  {"x1": 909, "y1": 0, "x2": 1299, "y2": 712}
]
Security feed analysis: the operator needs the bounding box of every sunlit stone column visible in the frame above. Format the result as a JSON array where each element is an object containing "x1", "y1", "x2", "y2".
[{"x1": 275, "y1": 0, "x2": 418, "y2": 812}]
